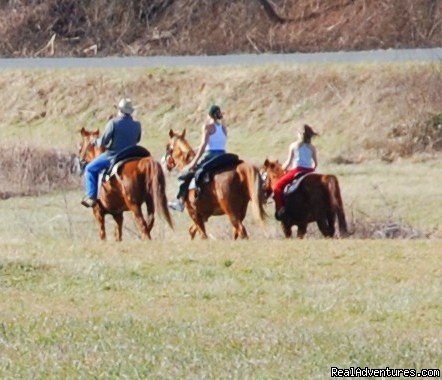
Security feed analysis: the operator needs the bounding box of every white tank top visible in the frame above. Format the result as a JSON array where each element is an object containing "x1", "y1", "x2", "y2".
[
  {"x1": 290, "y1": 143, "x2": 314, "y2": 169},
  {"x1": 205, "y1": 123, "x2": 227, "y2": 151}
]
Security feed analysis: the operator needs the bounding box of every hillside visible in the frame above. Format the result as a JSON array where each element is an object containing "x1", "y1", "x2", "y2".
[
  {"x1": 0, "y1": 0, "x2": 440, "y2": 57},
  {"x1": 1, "y1": 63, "x2": 440, "y2": 160}
]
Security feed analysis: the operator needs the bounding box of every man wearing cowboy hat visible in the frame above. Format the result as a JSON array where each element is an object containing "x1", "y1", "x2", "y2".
[{"x1": 81, "y1": 98, "x2": 142, "y2": 208}]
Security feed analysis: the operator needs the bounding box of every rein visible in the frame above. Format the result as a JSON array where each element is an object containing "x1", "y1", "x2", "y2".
[
  {"x1": 166, "y1": 137, "x2": 195, "y2": 170},
  {"x1": 78, "y1": 139, "x2": 102, "y2": 173}
]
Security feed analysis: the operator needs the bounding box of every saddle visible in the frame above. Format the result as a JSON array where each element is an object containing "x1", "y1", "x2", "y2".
[
  {"x1": 103, "y1": 145, "x2": 150, "y2": 181},
  {"x1": 283, "y1": 171, "x2": 314, "y2": 196},
  {"x1": 194, "y1": 153, "x2": 242, "y2": 188}
]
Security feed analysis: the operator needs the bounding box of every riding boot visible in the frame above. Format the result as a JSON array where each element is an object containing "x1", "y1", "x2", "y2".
[{"x1": 81, "y1": 196, "x2": 97, "y2": 208}]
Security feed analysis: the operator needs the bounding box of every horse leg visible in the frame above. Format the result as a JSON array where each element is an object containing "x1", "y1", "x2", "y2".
[
  {"x1": 281, "y1": 222, "x2": 292, "y2": 238},
  {"x1": 194, "y1": 215, "x2": 208, "y2": 240},
  {"x1": 219, "y1": 198, "x2": 248, "y2": 240},
  {"x1": 129, "y1": 204, "x2": 151, "y2": 240},
  {"x1": 232, "y1": 226, "x2": 239, "y2": 240},
  {"x1": 189, "y1": 224, "x2": 198, "y2": 240},
  {"x1": 236, "y1": 222, "x2": 248, "y2": 239},
  {"x1": 145, "y1": 197, "x2": 155, "y2": 239},
  {"x1": 93, "y1": 206, "x2": 106, "y2": 240},
  {"x1": 112, "y1": 213, "x2": 123, "y2": 241},
  {"x1": 187, "y1": 207, "x2": 208, "y2": 239},
  {"x1": 226, "y1": 216, "x2": 248, "y2": 240},
  {"x1": 296, "y1": 223, "x2": 307, "y2": 239},
  {"x1": 327, "y1": 211, "x2": 336, "y2": 237},
  {"x1": 317, "y1": 218, "x2": 333, "y2": 238}
]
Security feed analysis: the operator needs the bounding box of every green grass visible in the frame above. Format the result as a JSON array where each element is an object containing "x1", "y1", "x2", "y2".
[
  {"x1": 0, "y1": 161, "x2": 440, "y2": 378},
  {"x1": 1, "y1": 239, "x2": 441, "y2": 378}
]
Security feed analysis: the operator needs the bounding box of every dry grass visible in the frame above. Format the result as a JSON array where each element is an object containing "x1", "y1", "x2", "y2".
[
  {"x1": 0, "y1": 0, "x2": 440, "y2": 56},
  {"x1": 0, "y1": 62, "x2": 440, "y2": 164},
  {"x1": 0, "y1": 144, "x2": 80, "y2": 198}
]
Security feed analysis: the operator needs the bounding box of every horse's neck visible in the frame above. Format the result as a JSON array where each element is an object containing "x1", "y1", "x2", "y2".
[
  {"x1": 178, "y1": 140, "x2": 195, "y2": 166},
  {"x1": 93, "y1": 147, "x2": 105, "y2": 158}
]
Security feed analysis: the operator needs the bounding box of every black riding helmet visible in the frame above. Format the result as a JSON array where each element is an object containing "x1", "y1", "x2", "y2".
[{"x1": 209, "y1": 105, "x2": 223, "y2": 119}]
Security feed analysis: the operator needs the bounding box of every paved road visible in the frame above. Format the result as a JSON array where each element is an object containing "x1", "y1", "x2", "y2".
[{"x1": 0, "y1": 48, "x2": 440, "y2": 70}]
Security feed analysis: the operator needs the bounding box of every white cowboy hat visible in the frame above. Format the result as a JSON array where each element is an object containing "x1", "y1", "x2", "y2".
[{"x1": 117, "y1": 98, "x2": 135, "y2": 114}]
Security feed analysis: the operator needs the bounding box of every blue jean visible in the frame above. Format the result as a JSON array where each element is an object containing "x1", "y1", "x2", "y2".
[{"x1": 84, "y1": 153, "x2": 111, "y2": 198}]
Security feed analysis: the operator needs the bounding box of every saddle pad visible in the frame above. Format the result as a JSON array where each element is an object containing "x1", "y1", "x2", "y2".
[
  {"x1": 284, "y1": 172, "x2": 316, "y2": 195},
  {"x1": 107, "y1": 157, "x2": 146, "y2": 179},
  {"x1": 104, "y1": 145, "x2": 150, "y2": 180},
  {"x1": 195, "y1": 153, "x2": 241, "y2": 187},
  {"x1": 111, "y1": 145, "x2": 150, "y2": 166}
]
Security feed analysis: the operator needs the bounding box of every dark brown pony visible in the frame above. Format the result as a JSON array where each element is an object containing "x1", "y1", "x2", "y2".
[
  {"x1": 79, "y1": 127, "x2": 173, "y2": 241},
  {"x1": 165, "y1": 129, "x2": 266, "y2": 239},
  {"x1": 261, "y1": 159, "x2": 348, "y2": 239}
]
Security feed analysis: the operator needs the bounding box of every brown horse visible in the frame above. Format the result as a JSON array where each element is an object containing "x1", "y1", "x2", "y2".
[
  {"x1": 165, "y1": 129, "x2": 266, "y2": 239},
  {"x1": 79, "y1": 127, "x2": 173, "y2": 241},
  {"x1": 261, "y1": 159, "x2": 348, "y2": 239}
]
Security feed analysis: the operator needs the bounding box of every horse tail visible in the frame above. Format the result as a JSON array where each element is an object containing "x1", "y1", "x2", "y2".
[
  {"x1": 326, "y1": 175, "x2": 348, "y2": 237},
  {"x1": 150, "y1": 159, "x2": 174, "y2": 229},
  {"x1": 245, "y1": 164, "x2": 267, "y2": 223}
]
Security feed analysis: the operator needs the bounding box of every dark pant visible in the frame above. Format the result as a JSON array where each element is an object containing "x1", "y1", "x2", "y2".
[{"x1": 176, "y1": 151, "x2": 224, "y2": 199}]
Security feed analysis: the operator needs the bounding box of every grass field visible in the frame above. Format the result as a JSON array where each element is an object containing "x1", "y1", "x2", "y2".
[
  {"x1": 1, "y1": 239, "x2": 441, "y2": 378},
  {"x1": 0, "y1": 161, "x2": 440, "y2": 378},
  {"x1": 0, "y1": 62, "x2": 441, "y2": 378}
]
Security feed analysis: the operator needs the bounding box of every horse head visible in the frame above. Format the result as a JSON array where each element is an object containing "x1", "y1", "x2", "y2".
[
  {"x1": 261, "y1": 158, "x2": 285, "y2": 200},
  {"x1": 78, "y1": 127, "x2": 103, "y2": 171},
  {"x1": 165, "y1": 128, "x2": 196, "y2": 171}
]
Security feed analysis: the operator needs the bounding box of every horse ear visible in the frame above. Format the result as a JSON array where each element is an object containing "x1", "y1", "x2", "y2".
[
  {"x1": 181, "y1": 129, "x2": 186, "y2": 138},
  {"x1": 80, "y1": 127, "x2": 86, "y2": 136},
  {"x1": 264, "y1": 158, "x2": 269, "y2": 167},
  {"x1": 94, "y1": 129, "x2": 100, "y2": 135},
  {"x1": 169, "y1": 129, "x2": 174, "y2": 138}
]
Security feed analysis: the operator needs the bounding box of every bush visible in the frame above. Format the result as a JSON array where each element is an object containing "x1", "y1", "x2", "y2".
[{"x1": 0, "y1": 145, "x2": 80, "y2": 198}]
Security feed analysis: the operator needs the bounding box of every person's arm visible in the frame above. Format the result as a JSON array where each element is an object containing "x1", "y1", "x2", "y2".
[
  {"x1": 281, "y1": 143, "x2": 295, "y2": 171},
  {"x1": 95, "y1": 119, "x2": 115, "y2": 148},
  {"x1": 311, "y1": 145, "x2": 318, "y2": 169},
  {"x1": 136, "y1": 121, "x2": 141, "y2": 143},
  {"x1": 187, "y1": 124, "x2": 211, "y2": 169}
]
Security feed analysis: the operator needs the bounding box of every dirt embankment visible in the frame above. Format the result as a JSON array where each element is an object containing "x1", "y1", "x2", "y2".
[{"x1": 0, "y1": 0, "x2": 440, "y2": 57}]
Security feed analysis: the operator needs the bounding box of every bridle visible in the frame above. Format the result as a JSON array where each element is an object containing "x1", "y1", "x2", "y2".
[
  {"x1": 260, "y1": 169, "x2": 273, "y2": 201},
  {"x1": 164, "y1": 136, "x2": 195, "y2": 171},
  {"x1": 78, "y1": 135, "x2": 99, "y2": 173}
]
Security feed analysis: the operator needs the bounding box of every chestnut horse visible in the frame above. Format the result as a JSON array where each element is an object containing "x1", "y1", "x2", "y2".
[
  {"x1": 261, "y1": 159, "x2": 348, "y2": 239},
  {"x1": 79, "y1": 127, "x2": 173, "y2": 241},
  {"x1": 165, "y1": 129, "x2": 266, "y2": 239}
]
